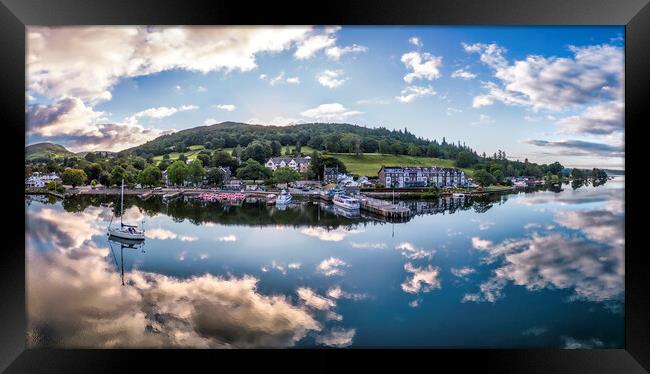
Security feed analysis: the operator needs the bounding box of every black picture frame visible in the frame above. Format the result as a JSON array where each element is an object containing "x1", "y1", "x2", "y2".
[{"x1": 2, "y1": 0, "x2": 648, "y2": 372}]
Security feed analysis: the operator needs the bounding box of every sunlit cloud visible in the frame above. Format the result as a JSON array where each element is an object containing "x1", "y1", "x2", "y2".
[
  {"x1": 450, "y1": 267, "x2": 475, "y2": 278},
  {"x1": 317, "y1": 257, "x2": 349, "y2": 277},
  {"x1": 26, "y1": 243, "x2": 321, "y2": 348},
  {"x1": 315, "y1": 327, "x2": 355, "y2": 347},
  {"x1": 296, "y1": 287, "x2": 336, "y2": 310},
  {"x1": 401, "y1": 262, "x2": 441, "y2": 294},
  {"x1": 300, "y1": 227, "x2": 362, "y2": 242},
  {"x1": 395, "y1": 242, "x2": 434, "y2": 260}
]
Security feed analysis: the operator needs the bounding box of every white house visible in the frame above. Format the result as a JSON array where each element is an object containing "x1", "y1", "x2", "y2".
[
  {"x1": 25, "y1": 172, "x2": 60, "y2": 188},
  {"x1": 265, "y1": 156, "x2": 311, "y2": 173}
]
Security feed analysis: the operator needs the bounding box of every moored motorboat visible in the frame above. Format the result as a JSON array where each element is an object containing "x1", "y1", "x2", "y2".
[
  {"x1": 276, "y1": 189, "x2": 293, "y2": 205},
  {"x1": 332, "y1": 194, "x2": 360, "y2": 210}
]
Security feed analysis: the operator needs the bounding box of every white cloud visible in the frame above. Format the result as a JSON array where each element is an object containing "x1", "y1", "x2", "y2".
[
  {"x1": 326, "y1": 285, "x2": 368, "y2": 301},
  {"x1": 464, "y1": 42, "x2": 623, "y2": 112},
  {"x1": 471, "y1": 237, "x2": 494, "y2": 251},
  {"x1": 395, "y1": 242, "x2": 434, "y2": 260},
  {"x1": 217, "y1": 234, "x2": 237, "y2": 242},
  {"x1": 26, "y1": 218, "x2": 322, "y2": 348},
  {"x1": 214, "y1": 104, "x2": 237, "y2": 112},
  {"x1": 556, "y1": 100, "x2": 623, "y2": 135},
  {"x1": 401, "y1": 262, "x2": 442, "y2": 294},
  {"x1": 294, "y1": 34, "x2": 336, "y2": 59},
  {"x1": 316, "y1": 257, "x2": 349, "y2": 277},
  {"x1": 27, "y1": 26, "x2": 316, "y2": 104},
  {"x1": 247, "y1": 116, "x2": 300, "y2": 127},
  {"x1": 408, "y1": 37, "x2": 422, "y2": 47},
  {"x1": 288, "y1": 262, "x2": 301, "y2": 270},
  {"x1": 132, "y1": 105, "x2": 198, "y2": 119},
  {"x1": 286, "y1": 76, "x2": 300, "y2": 84},
  {"x1": 351, "y1": 242, "x2": 387, "y2": 249},
  {"x1": 26, "y1": 97, "x2": 172, "y2": 152},
  {"x1": 146, "y1": 228, "x2": 177, "y2": 240},
  {"x1": 316, "y1": 70, "x2": 347, "y2": 88},
  {"x1": 315, "y1": 327, "x2": 355, "y2": 347},
  {"x1": 197, "y1": 86, "x2": 207, "y2": 92},
  {"x1": 467, "y1": 231, "x2": 623, "y2": 303},
  {"x1": 400, "y1": 51, "x2": 442, "y2": 83},
  {"x1": 203, "y1": 118, "x2": 218, "y2": 126},
  {"x1": 325, "y1": 44, "x2": 368, "y2": 60},
  {"x1": 451, "y1": 267, "x2": 476, "y2": 278},
  {"x1": 395, "y1": 85, "x2": 436, "y2": 103},
  {"x1": 269, "y1": 71, "x2": 286, "y2": 86},
  {"x1": 300, "y1": 103, "x2": 362, "y2": 122},
  {"x1": 451, "y1": 68, "x2": 477, "y2": 80},
  {"x1": 296, "y1": 287, "x2": 336, "y2": 310},
  {"x1": 356, "y1": 98, "x2": 391, "y2": 105},
  {"x1": 264, "y1": 71, "x2": 301, "y2": 86}
]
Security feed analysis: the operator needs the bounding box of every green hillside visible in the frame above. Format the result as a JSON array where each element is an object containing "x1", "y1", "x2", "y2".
[
  {"x1": 26, "y1": 142, "x2": 74, "y2": 161},
  {"x1": 330, "y1": 153, "x2": 474, "y2": 177}
]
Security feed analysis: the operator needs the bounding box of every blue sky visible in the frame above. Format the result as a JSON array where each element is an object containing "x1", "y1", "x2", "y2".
[{"x1": 26, "y1": 26, "x2": 624, "y2": 169}]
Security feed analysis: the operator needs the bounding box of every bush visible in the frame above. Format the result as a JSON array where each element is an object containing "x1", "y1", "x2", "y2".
[{"x1": 46, "y1": 180, "x2": 57, "y2": 191}]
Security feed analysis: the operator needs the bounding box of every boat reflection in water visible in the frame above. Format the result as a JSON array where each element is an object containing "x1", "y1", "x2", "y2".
[{"x1": 108, "y1": 236, "x2": 146, "y2": 286}]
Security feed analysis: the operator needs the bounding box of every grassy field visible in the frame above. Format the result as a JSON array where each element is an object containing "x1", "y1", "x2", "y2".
[
  {"x1": 329, "y1": 153, "x2": 473, "y2": 177},
  {"x1": 151, "y1": 151, "x2": 201, "y2": 163},
  {"x1": 221, "y1": 146, "x2": 315, "y2": 156}
]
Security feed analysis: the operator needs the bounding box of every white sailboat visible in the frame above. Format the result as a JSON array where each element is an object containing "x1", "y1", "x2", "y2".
[{"x1": 107, "y1": 179, "x2": 145, "y2": 241}]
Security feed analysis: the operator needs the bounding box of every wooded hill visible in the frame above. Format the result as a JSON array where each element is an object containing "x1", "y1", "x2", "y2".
[{"x1": 123, "y1": 121, "x2": 480, "y2": 161}]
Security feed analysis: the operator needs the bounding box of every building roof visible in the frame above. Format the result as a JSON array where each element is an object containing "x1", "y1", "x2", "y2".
[
  {"x1": 267, "y1": 157, "x2": 311, "y2": 164},
  {"x1": 378, "y1": 166, "x2": 465, "y2": 173}
]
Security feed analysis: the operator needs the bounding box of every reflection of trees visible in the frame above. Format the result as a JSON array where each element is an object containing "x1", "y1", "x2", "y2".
[
  {"x1": 57, "y1": 192, "x2": 512, "y2": 228},
  {"x1": 572, "y1": 180, "x2": 585, "y2": 190}
]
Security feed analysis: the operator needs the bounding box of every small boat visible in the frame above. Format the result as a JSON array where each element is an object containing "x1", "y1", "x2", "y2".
[
  {"x1": 276, "y1": 189, "x2": 293, "y2": 205},
  {"x1": 452, "y1": 193, "x2": 466, "y2": 198},
  {"x1": 108, "y1": 179, "x2": 145, "y2": 241},
  {"x1": 333, "y1": 194, "x2": 360, "y2": 210}
]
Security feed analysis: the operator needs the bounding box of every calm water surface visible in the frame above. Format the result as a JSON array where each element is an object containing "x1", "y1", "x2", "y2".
[{"x1": 25, "y1": 177, "x2": 624, "y2": 348}]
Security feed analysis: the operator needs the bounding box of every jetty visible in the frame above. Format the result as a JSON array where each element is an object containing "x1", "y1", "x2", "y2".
[{"x1": 359, "y1": 195, "x2": 411, "y2": 219}]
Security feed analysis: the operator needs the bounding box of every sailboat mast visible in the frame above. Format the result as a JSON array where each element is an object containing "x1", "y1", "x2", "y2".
[{"x1": 120, "y1": 178, "x2": 124, "y2": 226}]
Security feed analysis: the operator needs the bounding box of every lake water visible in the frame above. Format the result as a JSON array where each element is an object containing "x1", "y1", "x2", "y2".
[{"x1": 25, "y1": 177, "x2": 625, "y2": 348}]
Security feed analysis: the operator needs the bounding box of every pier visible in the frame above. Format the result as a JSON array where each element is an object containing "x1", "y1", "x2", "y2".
[{"x1": 359, "y1": 195, "x2": 411, "y2": 219}]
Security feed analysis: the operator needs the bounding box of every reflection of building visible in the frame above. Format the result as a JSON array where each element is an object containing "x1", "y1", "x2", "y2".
[
  {"x1": 25, "y1": 172, "x2": 60, "y2": 188},
  {"x1": 378, "y1": 166, "x2": 466, "y2": 188},
  {"x1": 265, "y1": 157, "x2": 311, "y2": 173}
]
